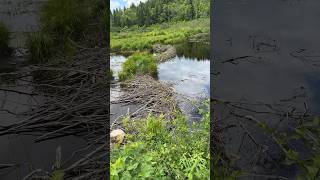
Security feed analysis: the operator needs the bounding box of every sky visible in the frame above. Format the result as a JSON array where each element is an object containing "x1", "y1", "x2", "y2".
[{"x1": 110, "y1": 0, "x2": 148, "y2": 11}]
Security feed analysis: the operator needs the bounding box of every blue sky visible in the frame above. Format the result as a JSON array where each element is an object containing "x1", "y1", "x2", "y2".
[{"x1": 111, "y1": 0, "x2": 148, "y2": 10}]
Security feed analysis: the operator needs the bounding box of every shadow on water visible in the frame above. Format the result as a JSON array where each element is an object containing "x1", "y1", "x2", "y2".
[{"x1": 212, "y1": 0, "x2": 320, "y2": 178}]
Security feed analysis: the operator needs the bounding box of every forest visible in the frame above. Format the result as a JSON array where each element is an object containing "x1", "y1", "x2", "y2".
[{"x1": 110, "y1": 0, "x2": 210, "y2": 27}]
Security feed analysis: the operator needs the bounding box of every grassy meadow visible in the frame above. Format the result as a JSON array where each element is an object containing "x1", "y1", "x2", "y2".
[{"x1": 111, "y1": 18, "x2": 209, "y2": 52}]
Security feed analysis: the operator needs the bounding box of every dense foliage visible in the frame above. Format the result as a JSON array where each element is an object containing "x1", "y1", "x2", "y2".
[
  {"x1": 111, "y1": 0, "x2": 210, "y2": 27},
  {"x1": 118, "y1": 53, "x2": 157, "y2": 81},
  {"x1": 111, "y1": 18, "x2": 209, "y2": 52},
  {"x1": 111, "y1": 101, "x2": 210, "y2": 179}
]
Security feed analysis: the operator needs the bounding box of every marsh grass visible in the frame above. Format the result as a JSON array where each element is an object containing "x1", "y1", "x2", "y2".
[
  {"x1": 119, "y1": 53, "x2": 157, "y2": 81},
  {"x1": 27, "y1": 0, "x2": 105, "y2": 63},
  {"x1": 0, "y1": 23, "x2": 10, "y2": 55},
  {"x1": 26, "y1": 32, "x2": 54, "y2": 63},
  {"x1": 111, "y1": 18, "x2": 209, "y2": 52}
]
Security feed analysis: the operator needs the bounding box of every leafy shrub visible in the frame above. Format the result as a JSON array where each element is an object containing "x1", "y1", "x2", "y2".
[
  {"x1": 111, "y1": 101, "x2": 210, "y2": 179},
  {"x1": 118, "y1": 53, "x2": 157, "y2": 81},
  {"x1": 0, "y1": 23, "x2": 10, "y2": 55},
  {"x1": 26, "y1": 32, "x2": 54, "y2": 63}
]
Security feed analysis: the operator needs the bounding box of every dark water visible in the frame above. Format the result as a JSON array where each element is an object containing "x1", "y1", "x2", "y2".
[
  {"x1": 0, "y1": 1, "x2": 88, "y2": 179},
  {"x1": 110, "y1": 42, "x2": 210, "y2": 122},
  {"x1": 212, "y1": 0, "x2": 320, "y2": 178}
]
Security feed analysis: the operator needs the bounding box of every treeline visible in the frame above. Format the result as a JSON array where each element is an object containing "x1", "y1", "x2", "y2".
[{"x1": 111, "y1": 0, "x2": 210, "y2": 27}]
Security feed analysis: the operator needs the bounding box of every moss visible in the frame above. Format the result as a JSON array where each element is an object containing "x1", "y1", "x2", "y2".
[{"x1": 118, "y1": 53, "x2": 157, "y2": 81}]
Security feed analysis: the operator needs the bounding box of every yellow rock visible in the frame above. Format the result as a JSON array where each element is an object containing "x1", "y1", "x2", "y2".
[{"x1": 110, "y1": 129, "x2": 125, "y2": 144}]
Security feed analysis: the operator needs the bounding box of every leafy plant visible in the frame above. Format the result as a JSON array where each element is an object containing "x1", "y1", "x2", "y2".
[{"x1": 111, "y1": 101, "x2": 210, "y2": 179}]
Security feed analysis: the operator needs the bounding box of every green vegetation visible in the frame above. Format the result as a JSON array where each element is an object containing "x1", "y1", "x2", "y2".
[
  {"x1": 0, "y1": 23, "x2": 10, "y2": 55},
  {"x1": 111, "y1": 18, "x2": 209, "y2": 52},
  {"x1": 50, "y1": 170, "x2": 64, "y2": 180},
  {"x1": 119, "y1": 53, "x2": 157, "y2": 81},
  {"x1": 107, "y1": 68, "x2": 114, "y2": 80},
  {"x1": 111, "y1": 101, "x2": 210, "y2": 179},
  {"x1": 257, "y1": 117, "x2": 320, "y2": 180},
  {"x1": 41, "y1": 0, "x2": 90, "y2": 39},
  {"x1": 111, "y1": 0, "x2": 209, "y2": 27},
  {"x1": 26, "y1": 32, "x2": 54, "y2": 63},
  {"x1": 26, "y1": 0, "x2": 108, "y2": 63}
]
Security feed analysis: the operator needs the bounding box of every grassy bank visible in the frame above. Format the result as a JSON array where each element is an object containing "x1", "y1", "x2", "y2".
[
  {"x1": 111, "y1": 101, "x2": 210, "y2": 179},
  {"x1": 119, "y1": 53, "x2": 157, "y2": 81},
  {"x1": 111, "y1": 18, "x2": 209, "y2": 52}
]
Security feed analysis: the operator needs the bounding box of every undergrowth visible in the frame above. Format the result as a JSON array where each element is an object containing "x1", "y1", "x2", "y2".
[
  {"x1": 110, "y1": 100, "x2": 210, "y2": 179},
  {"x1": 118, "y1": 53, "x2": 157, "y2": 81}
]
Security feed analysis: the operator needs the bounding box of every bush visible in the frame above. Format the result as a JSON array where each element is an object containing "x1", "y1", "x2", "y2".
[
  {"x1": 41, "y1": 0, "x2": 89, "y2": 39},
  {"x1": 26, "y1": 32, "x2": 54, "y2": 63},
  {"x1": 0, "y1": 23, "x2": 10, "y2": 55},
  {"x1": 111, "y1": 101, "x2": 210, "y2": 179},
  {"x1": 118, "y1": 53, "x2": 157, "y2": 81}
]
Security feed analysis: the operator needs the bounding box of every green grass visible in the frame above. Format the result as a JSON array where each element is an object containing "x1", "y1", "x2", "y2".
[
  {"x1": 111, "y1": 101, "x2": 210, "y2": 179},
  {"x1": 26, "y1": 32, "x2": 54, "y2": 63},
  {"x1": 0, "y1": 23, "x2": 10, "y2": 55},
  {"x1": 118, "y1": 53, "x2": 157, "y2": 81},
  {"x1": 111, "y1": 18, "x2": 209, "y2": 52}
]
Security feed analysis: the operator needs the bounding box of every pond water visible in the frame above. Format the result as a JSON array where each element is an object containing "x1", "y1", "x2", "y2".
[
  {"x1": 0, "y1": 1, "x2": 88, "y2": 179},
  {"x1": 212, "y1": 0, "x2": 320, "y2": 178},
  {"x1": 110, "y1": 42, "x2": 210, "y2": 122}
]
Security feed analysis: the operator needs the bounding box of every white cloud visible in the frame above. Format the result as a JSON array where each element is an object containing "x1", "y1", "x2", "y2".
[
  {"x1": 110, "y1": 0, "x2": 121, "y2": 10},
  {"x1": 125, "y1": 0, "x2": 148, "y2": 7}
]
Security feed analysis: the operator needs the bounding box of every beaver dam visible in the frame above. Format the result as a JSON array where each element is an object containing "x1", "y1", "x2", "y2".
[{"x1": 110, "y1": 41, "x2": 210, "y2": 128}]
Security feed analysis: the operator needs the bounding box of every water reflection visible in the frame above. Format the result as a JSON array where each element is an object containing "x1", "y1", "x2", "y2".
[
  {"x1": 213, "y1": 0, "x2": 320, "y2": 178},
  {"x1": 158, "y1": 56, "x2": 210, "y2": 97}
]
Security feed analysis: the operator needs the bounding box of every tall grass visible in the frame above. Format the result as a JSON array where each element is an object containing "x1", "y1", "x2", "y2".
[
  {"x1": 0, "y1": 23, "x2": 10, "y2": 55},
  {"x1": 41, "y1": 0, "x2": 89, "y2": 39},
  {"x1": 111, "y1": 18, "x2": 209, "y2": 52},
  {"x1": 119, "y1": 53, "x2": 157, "y2": 81},
  {"x1": 26, "y1": 0, "x2": 96, "y2": 63},
  {"x1": 26, "y1": 32, "x2": 54, "y2": 63}
]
